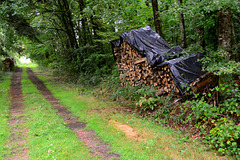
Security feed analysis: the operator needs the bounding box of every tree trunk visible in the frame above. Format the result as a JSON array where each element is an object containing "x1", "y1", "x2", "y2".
[
  {"x1": 195, "y1": 24, "x2": 205, "y2": 52},
  {"x1": 217, "y1": 9, "x2": 232, "y2": 53},
  {"x1": 90, "y1": 15, "x2": 104, "y2": 53},
  {"x1": 90, "y1": 15, "x2": 100, "y2": 39},
  {"x1": 78, "y1": 0, "x2": 87, "y2": 45},
  {"x1": 230, "y1": 9, "x2": 239, "y2": 61},
  {"x1": 232, "y1": 24, "x2": 239, "y2": 61},
  {"x1": 151, "y1": 0, "x2": 164, "y2": 38},
  {"x1": 58, "y1": 0, "x2": 79, "y2": 49},
  {"x1": 178, "y1": 0, "x2": 187, "y2": 49}
]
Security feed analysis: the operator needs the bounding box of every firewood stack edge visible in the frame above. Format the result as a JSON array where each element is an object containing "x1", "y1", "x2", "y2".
[{"x1": 113, "y1": 39, "x2": 179, "y2": 95}]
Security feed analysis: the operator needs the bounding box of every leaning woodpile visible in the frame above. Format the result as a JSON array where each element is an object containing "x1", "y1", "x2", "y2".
[{"x1": 113, "y1": 39, "x2": 179, "y2": 95}]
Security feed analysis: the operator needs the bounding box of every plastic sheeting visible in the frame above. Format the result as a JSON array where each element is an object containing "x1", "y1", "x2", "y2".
[
  {"x1": 113, "y1": 26, "x2": 207, "y2": 94},
  {"x1": 159, "y1": 54, "x2": 207, "y2": 94},
  {"x1": 120, "y1": 26, "x2": 184, "y2": 66}
]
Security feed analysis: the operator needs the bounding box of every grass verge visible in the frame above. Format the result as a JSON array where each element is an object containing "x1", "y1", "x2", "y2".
[{"x1": 0, "y1": 72, "x2": 12, "y2": 158}]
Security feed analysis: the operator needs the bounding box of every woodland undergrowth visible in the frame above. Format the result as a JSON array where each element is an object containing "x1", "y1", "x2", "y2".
[{"x1": 86, "y1": 51, "x2": 240, "y2": 159}]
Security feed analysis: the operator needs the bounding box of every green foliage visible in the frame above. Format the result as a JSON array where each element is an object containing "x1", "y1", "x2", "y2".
[
  {"x1": 137, "y1": 97, "x2": 159, "y2": 111},
  {"x1": 183, "y1": 99, "x2": 217, "y2": 125},
  {"x1": 202, "y1": 50, "x2": 240, "y2": 75},
  {"x1": 180, "y1": 80, "x2": 240, "y2": 157},
  {"x1": 205, "y1": 118, "x2": 240, "y2": 159},
  {"x1": 112, "y1": 84, "x2": 156, "y2": 103},
  {"x1": 1, "y1": 0, "x2": 239, "y2": 87}
]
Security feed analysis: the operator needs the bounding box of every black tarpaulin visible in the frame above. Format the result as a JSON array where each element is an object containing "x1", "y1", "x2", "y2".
[
  {"x1": 113, "y1": 26, "x2": 207, "y2": 94},
  {"x1": 159, "y1": 54, "x2": 207, "y2": 94},
  {"x1": 120, "y1": 26, "x2": 184, "y2": 66}
]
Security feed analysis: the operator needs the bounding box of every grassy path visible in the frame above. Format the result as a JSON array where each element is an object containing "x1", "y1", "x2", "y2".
[
  {"x1": 26, "y1": 67, "x2": 120, "y2": 159},
  {"x1": 21, "y1": 67, "x2": 94, "y2": 159},
  {"x1": 0, "y1": 66, "x2": 232, "y2": 159}
]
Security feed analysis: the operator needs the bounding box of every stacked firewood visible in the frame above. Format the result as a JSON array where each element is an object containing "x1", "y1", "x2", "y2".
[
  {"x1": 2, "y1": 58, "x2": 15, "y2": 71},
  {"x1": 113, "y1": 39, "x2": 179, "y2": 95}
]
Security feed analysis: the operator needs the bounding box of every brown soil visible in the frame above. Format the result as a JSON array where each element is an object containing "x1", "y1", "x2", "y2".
[
  {"x1": 26, "y1": 67, "x2": 120, "y2": 160},
  {"x1": 109, "y1": 120, "x2": 141, "y2": 140},
  {"x1": 7, "y1": 67, "x2": 29, "y2": 160}
]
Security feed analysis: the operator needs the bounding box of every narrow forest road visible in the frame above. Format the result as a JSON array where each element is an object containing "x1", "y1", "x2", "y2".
[
  {"x1": 26, "y1": 67, "x2": 120, "y2": 160},
  {"x1": 7, "y1": 67, "x2": 120, "y2": 160},
  {"x1": 1, "y1": 66, "x2": 230, "y2": 160}
]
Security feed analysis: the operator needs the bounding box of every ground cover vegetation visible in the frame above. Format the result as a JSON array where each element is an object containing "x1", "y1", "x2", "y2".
[
  {"x1": 0, "y1": 0, "x2": 239, "y2": 158},
  {"x1": 31, "y1": 66, "x2": 231, "y2": 159}
]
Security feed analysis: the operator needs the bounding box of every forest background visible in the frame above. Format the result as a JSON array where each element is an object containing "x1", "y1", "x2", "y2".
[{"x1": 0, "y1": 0, "x2": 240, "y2": 158}]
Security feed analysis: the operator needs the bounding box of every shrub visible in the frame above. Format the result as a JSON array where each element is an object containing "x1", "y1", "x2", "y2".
[{"x1": 205, "y1": 118, "x2": 240, "y2": 159}]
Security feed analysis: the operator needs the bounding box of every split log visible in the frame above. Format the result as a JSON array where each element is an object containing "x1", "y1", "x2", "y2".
[{"x1": 134, "y1": 57, "x2": 147, "y2": 65}]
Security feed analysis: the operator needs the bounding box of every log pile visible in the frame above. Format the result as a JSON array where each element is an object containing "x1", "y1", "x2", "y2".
[
  {"x1": 2, "y1": 58, "x2": 15, "y2": 71},
  {"x1": 190, "y1": 72, "x2": 218, "y2": 92},
  {"x1": 113, "y1": 39, "x2": 179, "y2": 95}
]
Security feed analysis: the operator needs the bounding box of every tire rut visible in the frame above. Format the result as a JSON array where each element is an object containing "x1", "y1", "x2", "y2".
[
  {"x1": 7, "y1": 67, "x2": 29, "y2": 160},
  {"x1": 26, "y1": 67, "x2": 120, "y2": 160}
]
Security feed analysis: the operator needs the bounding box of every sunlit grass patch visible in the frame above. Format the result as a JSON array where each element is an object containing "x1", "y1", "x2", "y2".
[
  {"x1": 19, "y1": 62, "x2": 38, "y2": 68},
  {"x1": 0, "y1": 72, "x2": 11, "y2": 158}
]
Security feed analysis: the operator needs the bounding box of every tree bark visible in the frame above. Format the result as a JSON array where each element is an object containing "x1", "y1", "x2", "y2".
[
  {"x1": 90, "y1": 15, "x2": 99, "y2": 39},
  {"x1": 230, "y1": 9, "x2": 239, "y2": 61},
  {"x1": 78, "y1": 0, "x2": 87, "y2": 45},
  {"x1": 58, "y1": 0, "x2": 79, "y2": 49},
  {"x1": 178, "y1": 0, "x2": 187, "y2": 49},
  {"x1": 195, "y1": 24, "x2": 205, "y2": 52},
  {"x1": 217, "y1": 9, "x2": 232, "y2": 53},
  {"x1": 151, "y1": 0, "x2": 164, "y2": 38},
  {"x1": 90, "y1": 15, "x2": 104, "y2": 53}
]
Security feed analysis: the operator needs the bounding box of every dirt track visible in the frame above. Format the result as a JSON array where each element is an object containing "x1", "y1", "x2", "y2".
[
  {"x1": 8, "y1": 67, "x2": 28, "y2": 160},
  {"x1": 26, "y1": 67, "x2": 120, "y2": 159}
]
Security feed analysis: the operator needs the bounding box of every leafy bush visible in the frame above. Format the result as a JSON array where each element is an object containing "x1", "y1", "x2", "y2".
[
  {"x1": 202, "y1": 50, "x2": 240, "y2": 75},
  {"x1": 113, "y1": 84, "x2": 156, "y2": 102},
  {"x1": 137, "y1": 97, "x2": 159, "y2": 111},
  {"x1": 181, "y1": 81, "x2": 240, "y2": 157},
  {"x1": 205, "y1": 118, "x2": 240, "y2": 159}
]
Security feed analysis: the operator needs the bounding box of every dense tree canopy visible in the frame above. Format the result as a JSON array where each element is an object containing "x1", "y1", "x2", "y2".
[{"x1": 0, "y1": 0, "x2": 239, "y2": 76}]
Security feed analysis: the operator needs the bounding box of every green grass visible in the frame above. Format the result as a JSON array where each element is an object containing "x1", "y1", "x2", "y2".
[
  {"x1": 20, "y1": 62, "x2": 38, "y2": 68},
  {"x1": 0, "y1": 72, "x2": 12, "y2": 158},
  {"x1": 21, "y1": 67, "x2": 97, "y2": 159},
  {"x1": 32, "y1": 66, "x2": 231, "y2": 160}
]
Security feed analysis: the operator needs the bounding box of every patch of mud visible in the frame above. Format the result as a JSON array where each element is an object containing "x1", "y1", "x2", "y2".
[
  {"x1": 7, "y1": 67, "x2": 28, "y2": 160},
  {"x1": 27, "y1": 67, "x2": 120, "y2": 160},
  {"x1": 109, "y1": 120, "x2": 143, "y2": 140}
]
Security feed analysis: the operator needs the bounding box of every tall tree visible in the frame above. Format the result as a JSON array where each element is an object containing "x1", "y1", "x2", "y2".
[
  {"x1": 78, "y1": 0, "x2": 87, "y2": 45},
  {"x1": 178, "y1": 0, "x2": 187, "y2": 48},
  {"x1": 151, "y1": 0, "x2": 163, "y2": 37},
  {"x1": 217, "y1": 9, "x2": 232, "y2": 53},
  {"x1": 58, "y1": 0, "x2": 79, "y2": 49}
]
